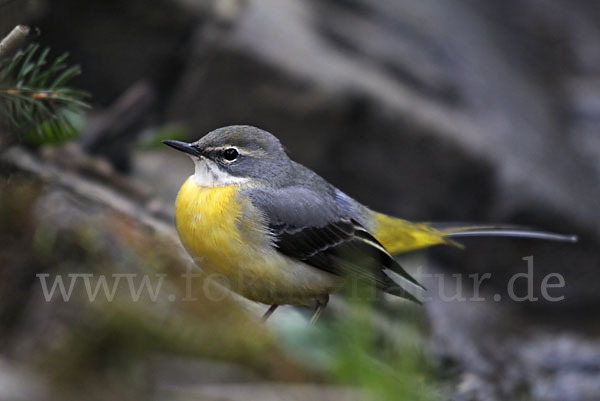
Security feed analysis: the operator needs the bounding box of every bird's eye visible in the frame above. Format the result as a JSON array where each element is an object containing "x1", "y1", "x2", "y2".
[{"x1": 223, "y1": 147, "x2": 239, "y2": 161}]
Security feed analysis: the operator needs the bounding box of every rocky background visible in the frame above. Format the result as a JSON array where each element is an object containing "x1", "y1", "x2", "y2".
[{"x1": 1, "y1": 1, "x2": 600, "y2": 400}]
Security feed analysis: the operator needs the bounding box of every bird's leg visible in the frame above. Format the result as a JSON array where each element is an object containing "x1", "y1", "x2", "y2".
[
  {"x1": 262, "y1": 304, "x2": 279, "y2": 322},
  {"x1": 310, "y1": 294, "x2": 329, "y2": 324}
]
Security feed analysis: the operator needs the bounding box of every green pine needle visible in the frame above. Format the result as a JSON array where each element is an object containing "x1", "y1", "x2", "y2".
[{"x1": 0, "y1": 43, "x2": 90, "y2": 144}]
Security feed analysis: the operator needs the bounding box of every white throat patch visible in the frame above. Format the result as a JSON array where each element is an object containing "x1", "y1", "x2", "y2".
[{"x1": 191, "y1": 156, "x2": 249, "y2": 187}]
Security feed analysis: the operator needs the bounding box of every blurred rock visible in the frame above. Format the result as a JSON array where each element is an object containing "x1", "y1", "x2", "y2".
[
  {"x1": 165, "y1": 0, "x2": 600, "y2": 237},
  {"x1": 27, "y1": 0, "x2": 600, "y2": 235},
  {"x1": 424, "y1": 262, "x2": 600, "y2": 401},
  {"x1": 32, "y1": 0, "x2": 201, "y2": 105},
  {"x1": 17, "y1": 1, "x2": 600, "y2": 400},
  {"x1": 0, "y1": 357, "x2": 45, "y2": 401},
  {"x1": 0, "y1": 0, "x2": 45, "y2": 38},
  {"x1": 24, "y1": 0, "x2": 600, "y2": 233}
]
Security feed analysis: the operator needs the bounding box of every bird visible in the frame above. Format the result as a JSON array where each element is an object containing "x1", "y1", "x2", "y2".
[{"x1": 163, "y1": 125, "x2": 577, "y2": 323}]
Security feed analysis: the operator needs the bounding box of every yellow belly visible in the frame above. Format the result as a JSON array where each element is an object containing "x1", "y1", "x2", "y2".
[{"x1": 174, "y1": 177, "x2": 340, "y2": 305}]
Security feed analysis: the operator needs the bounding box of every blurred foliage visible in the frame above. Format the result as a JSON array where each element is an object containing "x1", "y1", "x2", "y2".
[
  {"x1": 277, "y1": 287, "x2": 438, "y2": 401},
  {"x1": 332, "y1": 324, "x2": 434, "y2": 398},
  {"x1": 0, "y1": 43, "x2": 90, "y2": 145},
  {"x1": 329, "y1": 310, "x2": 437, "y2": 401}
]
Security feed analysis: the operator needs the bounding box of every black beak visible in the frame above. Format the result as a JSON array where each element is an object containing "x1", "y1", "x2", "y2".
[{"x1": 162, "y1": 140, "x2": 202, "y2": 157}]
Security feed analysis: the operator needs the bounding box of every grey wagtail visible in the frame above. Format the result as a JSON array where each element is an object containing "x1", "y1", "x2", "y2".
[{"x1": 163, "y1": 125, "x2": 577, "y2": 322}]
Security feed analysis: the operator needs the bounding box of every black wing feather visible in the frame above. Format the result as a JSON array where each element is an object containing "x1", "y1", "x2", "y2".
[
  {"x1": 246, "y1": 186, "x2": 424, "y2": 299},
  {"x1": 273, "y1": 218, "x2": 424, "y2": 293}
]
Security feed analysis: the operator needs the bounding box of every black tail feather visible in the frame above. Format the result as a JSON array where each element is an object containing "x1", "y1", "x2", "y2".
[{"x1": 431, "y1": 223, "x2": 578, "y2": 243}]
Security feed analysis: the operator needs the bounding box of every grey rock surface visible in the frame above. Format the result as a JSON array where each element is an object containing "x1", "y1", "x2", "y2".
[
  {"x1": 424, "y1": 263, "x2": 600, "y2": 401},
  {"x1": 166, "y1": 0, "x2": 600, "y2": 237},
  {"x1": 10, "y1": 0, "x2": 600, "y2": 400}
]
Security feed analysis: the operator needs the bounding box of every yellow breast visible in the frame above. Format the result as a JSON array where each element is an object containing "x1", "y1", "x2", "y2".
[
  {"x1": 174, "y1": 176, "x2": 340, "y2": 305},
  {"x1": 175, "y1": 177, "x2": 246, "y2": 271}
]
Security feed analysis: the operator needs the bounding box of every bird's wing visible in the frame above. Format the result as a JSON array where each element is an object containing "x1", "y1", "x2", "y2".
[{"x1": 245, "y1": 186, "x2": 424, "y2": 300}]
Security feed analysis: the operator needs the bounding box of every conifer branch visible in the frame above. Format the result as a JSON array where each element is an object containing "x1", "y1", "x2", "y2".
[{"x1": 0, "y1": 26, "x2": 90, "y2": 149}]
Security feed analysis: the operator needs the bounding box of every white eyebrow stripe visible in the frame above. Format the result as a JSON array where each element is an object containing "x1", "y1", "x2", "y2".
[
  {"x1": 203, "y1": 146, "x2": 267, "y2": 158},
  {"x1": 202, "y1": 145, "x2": 238, "y2": 152}
]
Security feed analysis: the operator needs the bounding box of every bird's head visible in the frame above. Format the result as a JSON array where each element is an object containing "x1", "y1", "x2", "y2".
[{"x1": 163, "y1": 125, "x2": 292, "y2": 187}]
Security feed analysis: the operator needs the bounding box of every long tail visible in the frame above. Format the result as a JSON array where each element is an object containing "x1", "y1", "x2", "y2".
[
  {"x1": 434, "y1": 223, "x2": 578, "y2": 242},
  {"x1": 373, "y1": 213, "x2": 577, "y2": 255}
]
